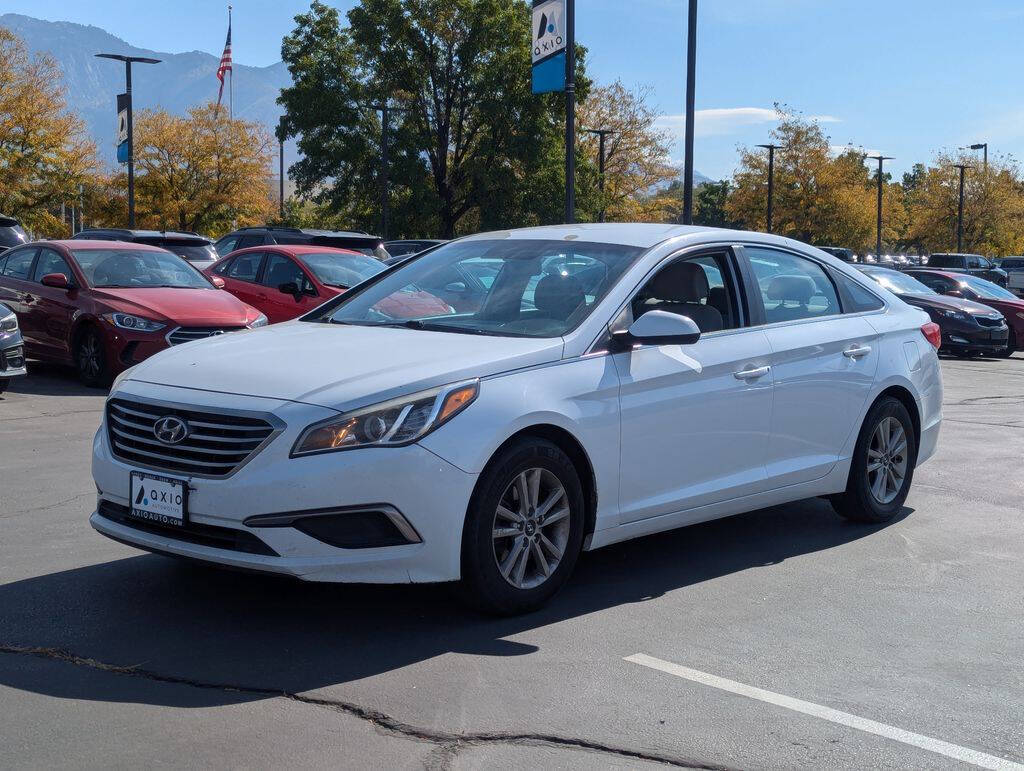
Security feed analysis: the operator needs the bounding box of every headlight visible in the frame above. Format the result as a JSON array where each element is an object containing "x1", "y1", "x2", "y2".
[
  {"x1": 0, "y1": 312, "x2": 17, "y2": 335},
  {"x1": 104, "y1": 313, "x2": 165, "y2": 332},
  {"x1": 291, "y1": 380, "x2": 479, "y2": 456},
  {"x1": 936, "y1": 308, "x2": 968, "y2": 322},
  {"x1": 248, "y1": 313, "x2": 269, "y2": 328}
]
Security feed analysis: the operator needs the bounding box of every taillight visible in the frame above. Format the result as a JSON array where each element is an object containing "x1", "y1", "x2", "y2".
[{"x1": 921, "y1": 322, "x2": 941, "y2": 350}]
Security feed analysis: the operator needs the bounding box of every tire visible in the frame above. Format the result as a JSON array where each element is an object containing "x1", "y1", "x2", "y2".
[
  {"x1": 0, "y1": 378, "x2": 8, "y2": 394},
  {"x1": 830, "y1": 397, "x2": 917, "y2": 524},
  {"x1": 997, "y1": 329, "x2": 1016, "y2": 359},
  {"x1": 460, "y1": 437, "x2": 585, "y2": 615},
  {"x1": 75, "y1": 327, "x2": 109, "y2": 388}
]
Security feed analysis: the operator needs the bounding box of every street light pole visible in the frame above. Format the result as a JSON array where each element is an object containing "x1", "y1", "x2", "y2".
[
  {"x1": 969, "y1": 142, "x2": 988, "y2": 173},
  {"x1": 954, "y1": 163, "x2": 970, "y2": 253},
  {"x1": 370, "y1": 102, "x2": 408, "y2": 240},
  {"x1": 756, "y1": 144, "x2": 781, "y2": 233},
  {"x1": 681, "y1": 0, "x2": 698, "y2": 225},
  {"x1": 583, "y1": 128, "x2": 616, "y2": 222},
  {"x1": 565, "y1": 0, "x2": 576, "y2": 224},
  {"x1": 95, "y1": 54, "x2": 161, "y2": 228},
  {"x1": 867, "y1": 155, "x2": 893, "y2": 261}
]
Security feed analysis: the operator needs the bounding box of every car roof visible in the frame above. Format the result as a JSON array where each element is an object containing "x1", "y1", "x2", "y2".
[
  {"x1": 906, "y1": 268, "x2": 959, "y2": 278},
  {"x1": 44, "y1": 239, "x2": 168, "y2": 252},
  {"x1": 221, "y1": 245, "x2": 366, "y2": 258},
  {"x1": 458, "y1": 223, "x2": 756, "y2": 250},
  {"x1": 76, "y1": 228, "x2": 207, "y2": 239},
  {"x1": 229, "y1": 226, "x2": 377, "y2": 238}
]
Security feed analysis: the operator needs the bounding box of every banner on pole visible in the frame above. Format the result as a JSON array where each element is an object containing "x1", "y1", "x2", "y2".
[
  {"x1": 532, "y1": 0, "x2": 566, "y2": 94},
  {"x1": 116, "y1": 92, "x2": 130, "y2": 164}
]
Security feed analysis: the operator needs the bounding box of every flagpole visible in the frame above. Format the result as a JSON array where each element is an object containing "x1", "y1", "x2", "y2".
[{"x1": 228, "y1": 5, "x2": 233, "y2": 120}]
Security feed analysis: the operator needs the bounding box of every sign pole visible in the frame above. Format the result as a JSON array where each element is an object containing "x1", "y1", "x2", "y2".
[
  {"x1": 682, "y1": 0, "x2": 697, "y2": 225},
  {"x1": 564, "y1": 0, "x2": 575, "y2": 224},
  {"x1": 125, "y1": 60, "x2": 135, "y2": 228}
]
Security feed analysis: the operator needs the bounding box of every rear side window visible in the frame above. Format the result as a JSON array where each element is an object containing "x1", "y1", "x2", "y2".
[
  {"x1": 226, "y1": 252, "x2": 264, "y2": 282},
  {"x1": 1, "y1": 248, "x2": 36, "y2": 280},
  {"x1": 833, "y1": 271, "x2": 885, "y2": 312},
  {"x1": 235, "y1": 234, "x2": 266, "y2": 250},
  {"x1": 746, "y1": 247, "x2": 841, "y2": 323}
]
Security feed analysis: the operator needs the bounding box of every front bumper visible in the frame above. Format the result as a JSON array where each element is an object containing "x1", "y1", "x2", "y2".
[
  {"x1": 940, "y1": 322, "x2": 1008, "y2": 353},
  {"x1": 91, "y1": 383, "x2": 479, "y2": 583},
  {"x1": 1, "y1": 334, "x2": 27, "y2": 380}
]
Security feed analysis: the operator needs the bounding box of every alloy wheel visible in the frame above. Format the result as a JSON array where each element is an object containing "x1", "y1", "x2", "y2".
[
  {"x1": 492, "y1": 467, "x2": 571, "y2": 590},
  {"x1": 79, "y1": 334, "x2": 101, "y2": 380},
  {"x1": 866, "y1": 416, "x2": 908, "y2": 505}
]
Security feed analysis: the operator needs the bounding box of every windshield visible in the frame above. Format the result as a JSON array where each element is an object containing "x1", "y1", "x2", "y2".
[
  {"x1": 962, "y1": 275, "x2": 1018, "y2": 300},
  {"x1": 72, "y1": 248, "x2": 213, "y2": 289},
  {"x1": 313, "y1": 238, "x2": 645, "y2": 337},
  {"x1": 864, "y1": 268, "x2": 936, "y2": 296},
  {"x1": 301, "y1": 251, "x2": 385, "y2": 287}
]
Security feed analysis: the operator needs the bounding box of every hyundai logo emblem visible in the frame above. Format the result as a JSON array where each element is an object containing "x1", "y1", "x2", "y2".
[{"x1": 153, "y1": 416, "x2": 189, "y2": 445}]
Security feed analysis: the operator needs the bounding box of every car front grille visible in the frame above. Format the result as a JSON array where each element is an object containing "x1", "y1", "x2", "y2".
[
  {"x1": 167, "y1": 326, "x2": 245, "y2": 346},
  {"x1": 106, "y1": 398, "x2": 278, "y2": 477},
  {"x1": 974, "y1": 315, "x2": 1004, "y2": 328}
]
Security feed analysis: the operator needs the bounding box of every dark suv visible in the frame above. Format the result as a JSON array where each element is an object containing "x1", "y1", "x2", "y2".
[
  {"x1": 818, "y1": 246, "x2": 857, "y2": 263},
  {"x1": 71, "y1": 228, "x2": 219, "y2": 269},
  {"x1": 215, "y1": 226, "x2": 389, "y2": 260},
  {"x1": 0, "y1": 215, "x2": 28, "y2": 254},
  {"x1": 925, "y1": 253, "x2": 1008, "y2": 287}
]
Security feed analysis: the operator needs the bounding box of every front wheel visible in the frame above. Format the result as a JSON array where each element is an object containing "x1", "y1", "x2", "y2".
[
  {"x1": 997, "y1": 329, "x2": 1016, "y2": 358},
  {"x1": 831, "y1": 397, "x2": 917, "y2": 524},
  {"x1": 76, "y1": 327, "x2": 109, "y2": 388},
  {"x1": 0, "y1": 378, "x2": 8, "y2": 394},
  {"x1": 460, "y1": 438, "x2": 585, "y2": 615}
]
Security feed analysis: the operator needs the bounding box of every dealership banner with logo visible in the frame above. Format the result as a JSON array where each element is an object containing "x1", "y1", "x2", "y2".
[
  {"x1": 116, "y1": 92, "x2": 130, "y2": 164},
  {"x1": 532, "y1": 0, "x2": 566, "y2": 94}
]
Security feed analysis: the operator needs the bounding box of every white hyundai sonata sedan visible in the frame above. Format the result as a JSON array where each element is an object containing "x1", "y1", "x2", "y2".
[{"x1": 91, "y1": 224, "x2": 943, "y2": 614}]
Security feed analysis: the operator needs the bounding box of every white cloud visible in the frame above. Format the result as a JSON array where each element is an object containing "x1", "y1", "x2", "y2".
[{"x1": 655, "y1": 108, "x2": 840, "y2": 139}]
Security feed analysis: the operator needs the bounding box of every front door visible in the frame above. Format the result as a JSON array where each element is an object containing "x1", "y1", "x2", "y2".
[
  {"x1": 259, "y1": 253, "x2": 320, "y2": 323},
  {"x1": 614, "y1": 249, "x2": 775, "y2": 523}
]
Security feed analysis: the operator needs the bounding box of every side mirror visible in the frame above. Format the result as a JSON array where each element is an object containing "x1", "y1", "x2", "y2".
[
  {"x1": 278, "y1": 281, "x2": 300, "y2": 297},
  {"x1": 614, "y1": 310, "x2": 702, "y2": 348},
  {"x1": 40, "y1": 273, "x2": 70, "y2": 290},
  {"x1": 210, "y1": 276, "x2": 226, "y2": 289},
  {"x1": 945, "y1": 289, "x2": 963, "y2": 298}
]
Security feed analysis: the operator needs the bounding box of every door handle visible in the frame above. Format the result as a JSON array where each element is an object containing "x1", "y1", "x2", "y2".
[
  {"x1": 843, "y1": 345, "x2": 872, "y2": 359},
  {"x1": 734, "y1": 365, "x2": 770, "y2": 380}
]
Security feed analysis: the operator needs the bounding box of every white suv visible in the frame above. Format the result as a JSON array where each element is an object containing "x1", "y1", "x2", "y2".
[{"x1": 91, "y1": 224, "x2": 943, "y2": 614}]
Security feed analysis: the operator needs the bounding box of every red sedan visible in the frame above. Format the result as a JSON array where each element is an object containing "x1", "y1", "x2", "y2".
[
  {"x1": 907, "y1": 269, "x2": 1024, "y2": 356},
  {"x1": 0, "y1": 240, "x2": 267, "y2": 386},
  {"x1": 204, "y1": 245, "x2": 454, "y2": 324}
]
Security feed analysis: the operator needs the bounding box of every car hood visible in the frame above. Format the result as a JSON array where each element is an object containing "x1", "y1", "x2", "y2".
[
  {"x1": 124, "y1": 321, "x2": 565, "y2": 410},
  {"x1": 92, "y1": 287, "x2": 255, "y2": 326},
  {"x1": 971, "y1": 297, "x2": 1024, "y2": 316},
  {"x1": 900, "y1": 293, "x2": 1000, "y2": 316}
]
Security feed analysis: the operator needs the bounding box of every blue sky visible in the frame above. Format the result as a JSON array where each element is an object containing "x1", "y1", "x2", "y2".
[{"x1": 6, "y1": 0, "x2": 1024, "y2": 180}]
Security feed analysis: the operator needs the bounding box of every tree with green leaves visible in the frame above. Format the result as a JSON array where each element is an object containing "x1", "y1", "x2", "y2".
[{"x1": 278, "y1": 0, "x2": 590, "y2": 238}]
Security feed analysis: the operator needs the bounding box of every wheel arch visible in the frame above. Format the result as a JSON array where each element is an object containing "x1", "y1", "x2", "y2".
[
  {"x1": 872, "y1": 384, "x2": 921, "y2": 447},
  {"x1": 474, "y1": 423, "x2": 599, "y2": 541}
]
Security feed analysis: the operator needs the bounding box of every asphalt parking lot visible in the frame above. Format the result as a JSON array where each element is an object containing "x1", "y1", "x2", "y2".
[{"x1": 1, "y1": 356, "x2": 1022, "y2": 770}]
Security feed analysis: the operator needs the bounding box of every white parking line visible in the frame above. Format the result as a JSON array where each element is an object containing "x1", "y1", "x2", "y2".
[{"x1": 625, "y1": 653, "x2": 1024, "y2": 771}]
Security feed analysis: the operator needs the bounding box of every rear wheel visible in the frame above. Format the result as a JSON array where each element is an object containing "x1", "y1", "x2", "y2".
[
  {"x1": 460, "y1": 438, "x2": 585, "y2": 615},
  {"x1": 75, "y1": 327, "x2": 109, "y2": 388},
  {"x1": 831, "y1": 397, "x2": 917, "y2": 524}
]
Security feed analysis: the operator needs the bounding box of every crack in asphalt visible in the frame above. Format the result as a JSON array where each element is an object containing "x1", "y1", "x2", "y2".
[{"x1": 0, "y1": 644, "x2": 724, "y2": 770}]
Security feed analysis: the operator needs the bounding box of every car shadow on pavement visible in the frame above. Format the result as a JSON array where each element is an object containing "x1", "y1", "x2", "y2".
[
  {"x1": 3, "y1": 362, "x2": 104, "y2": 398},
  {"x1": 0, "y1": 499, "x2": 910, "y2": 708}
]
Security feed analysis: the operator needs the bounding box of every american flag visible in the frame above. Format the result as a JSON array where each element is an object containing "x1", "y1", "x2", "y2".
[{"x1": 216, "y1": 13, "x2": 232, "y2": 109}]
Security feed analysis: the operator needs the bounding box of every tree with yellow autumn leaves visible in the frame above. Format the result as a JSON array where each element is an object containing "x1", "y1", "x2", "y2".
[{"x1": 0, "y1": 27, "x2": 97, "y2": 236}]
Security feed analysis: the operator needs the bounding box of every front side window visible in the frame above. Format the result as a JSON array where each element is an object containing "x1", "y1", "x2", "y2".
[
  {"x1": 262, "y1": 253, "x2": 310, "y2": 291},
  {"x1": 746, "y1": 247, "x2": 841, "y2": 323},
  {"x1": 214, "y1": 235, "x2": 239, "y2": 256},
  {"x1": 1, "y1": 248, "x2": 36, "y2": 280},
  {"x1": 630, "y1": 253, "x2": 737, "y2": 333},
  {"x1": 315, "y1": 239, "x2": 644, "y2": 337},
  {"x1": 909, "y1": 273, "x2": 953, "y2": 294},
  {"x1": 33, "y1": 249, "x2": 74, "y2": 284},
  {"x1": 72, "y1": 248, "x2": 212, "y2": 289},
  {"x1": 235, "y1": 234, "x2": 267, "y2": 250},
  {"x1": 961, "y1": 275, "x2": 1018, "y2": 300}
]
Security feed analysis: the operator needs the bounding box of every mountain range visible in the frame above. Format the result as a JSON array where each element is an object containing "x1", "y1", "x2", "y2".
[{"x1": 0, "y1": 13, "x2": 294, "y2": 168}]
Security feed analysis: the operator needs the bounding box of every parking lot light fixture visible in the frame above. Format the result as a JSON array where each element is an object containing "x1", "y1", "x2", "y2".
[
  {"x1": 953, "y1": 164, "x2": 971, "y2": 253},
  {"x1": 867, "y1": 155, "x2": 893, "y2": 262},
  {"x1": 968, "y1": 142, "x2": 988, "y2": 173},
  {"x1": 583, "y1": 128, "x2": 617, "y2": 222},
  {"x1": 95, "y1": 54, "x2": 161, "y2": 228},
  {"x1": 756, "y1": 144, "x2": 782, "y2": 233}
]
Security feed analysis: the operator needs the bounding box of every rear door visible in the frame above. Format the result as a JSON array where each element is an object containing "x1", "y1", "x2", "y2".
[
  {"x1": 742, "y1": 245, "x2": 881, "y2": 487},
  {"x1": 220, "y1": 251, "x2": 267, "y2": 311},
  {"x1": 27, "y1": 247, "x2": 78, "y2": 361},
  {"x1": 258, "y1": 252, "x2": 320, "y2": 322}
]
